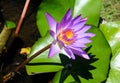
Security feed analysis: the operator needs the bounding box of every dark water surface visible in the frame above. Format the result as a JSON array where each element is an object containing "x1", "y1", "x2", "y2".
[{"x1": 0, "y1": 0, "x2": 54, "y2": 83}]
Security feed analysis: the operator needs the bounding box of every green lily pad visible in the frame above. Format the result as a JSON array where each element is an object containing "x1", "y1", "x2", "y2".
[
  {"x1": 26, "y1": 26, "x2": 111, "y2": 82},
  {"x1": 25, "y1": 0, "x2": 111, "y2": 82},
  {"x1": 51, "y1": 26, "x2": 111, "y2": 83},
  {"x1": 100, "y1": 21, "x2": 120, "y2": 83}
]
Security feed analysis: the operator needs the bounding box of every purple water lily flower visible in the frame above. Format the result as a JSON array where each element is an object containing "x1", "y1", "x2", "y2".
[{"x1": 46, "y1": 9, "x2": 95, "y2": 60}]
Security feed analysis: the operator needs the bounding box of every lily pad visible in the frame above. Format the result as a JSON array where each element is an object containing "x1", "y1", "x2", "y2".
[
  {"x1": 100, "y1": 21, "x2": 120, "y2": 83},
  {"x1": 26, "y1": 26, "x2": 111, "y2": 83},
  {"x1": 51, "y1": 26, "x2": 111, "y2": 83}
]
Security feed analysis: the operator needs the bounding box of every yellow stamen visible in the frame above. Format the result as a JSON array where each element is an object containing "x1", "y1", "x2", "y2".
[
  {"x1": 58, "y1": 29, "x2": 74, "y2": 45},
  {"x1": 65, "y1": 30, "x2": 74, "y2": 39}
]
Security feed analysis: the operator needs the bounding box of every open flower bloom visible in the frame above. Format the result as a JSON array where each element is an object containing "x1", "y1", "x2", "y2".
[{"x1": 46, "y1": 9, "x2": 95, "y2": 60}]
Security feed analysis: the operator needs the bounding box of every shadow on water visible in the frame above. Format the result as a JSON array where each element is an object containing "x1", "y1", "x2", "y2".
[{"x1": 59, "y1": 46, "x2": 98, "y2": 83}]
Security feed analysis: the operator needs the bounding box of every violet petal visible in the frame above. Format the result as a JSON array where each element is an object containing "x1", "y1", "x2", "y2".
[
  {"x1": 69, "y1": 45, "x2": 90, "y2": 60},
  {"x1": 75, "y1": 38, "x2": 92, "y2": 44},
  {"x1": 70, "y1": 42, "x2": 87, "y2": 48},
  {"x1": 71, "y1": 21, "x2": 87, "y2": 31},
  {"x1": 50, "y1": 30, "x2": 57, "y2": 39},
  {"x1": 76, "y1": 33, "x2": 95, "y2": 39},
  {"x1": 48, "y1": 42, "x2": 60, "y2": 58},
  {"x1": 46, "y1": 13, "x2": 57, "y2": 33},
  {"x1": 64, "y1": 47, "x2": 75, "y2": 60},
  {"x1": 72, "y1": 15, "x2": 81, "y2": 25},
  {"x1": 76, "y1": 25, "x2": 91, "y2": 34},
  {"x1": 69, "y1": 46, "x2": 84, "y2": 53},
  {"x1": 81, "y1": 53, "x2": 90, "y2": 60},
  {"x1": 58, "y1": 9, "x2": 72, "y2": 30}
]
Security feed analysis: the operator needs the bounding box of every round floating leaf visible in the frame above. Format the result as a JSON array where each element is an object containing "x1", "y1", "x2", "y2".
[
  {"x1": 26, "y1": 26, "x2": 111, "y2": 82},
  {"x1": 100, "y1": 22, "x2": 120, "y2": 83},
  {"x1": 27, "y1": 0, "x2": 110, "y2": 82},
  {"x1": 52, "y1": 26, "x2": 111, "y2": 83}
]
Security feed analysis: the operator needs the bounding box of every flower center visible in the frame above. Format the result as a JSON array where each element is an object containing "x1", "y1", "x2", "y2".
[
  {"x1": 65, "y1": 30, "x2": 74, "y2": 39},
  {"x1": 58, "y1": 29, "x2": 75, "y2": 45}
]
